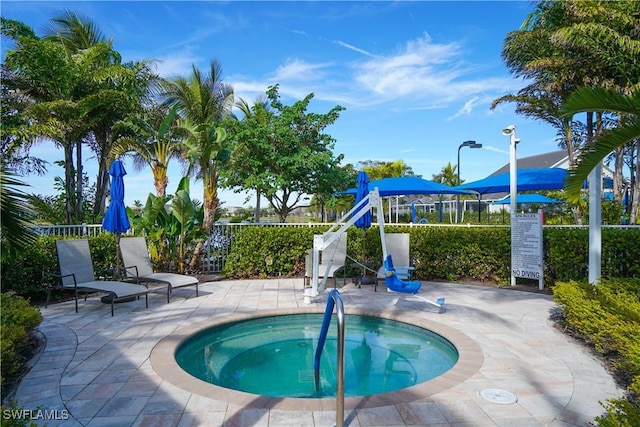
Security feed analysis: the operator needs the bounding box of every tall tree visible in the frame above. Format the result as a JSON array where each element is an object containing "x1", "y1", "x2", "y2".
[
  {"x1": 552, "y1": 0, "x2": 640, "y2": 204},
  {"x1": 222, "y1": 85, "x2": 346, "y2": 223},
  {"x1": 494, "y1": 0, "x2": 640, "y2": 223},
  {"x1": 492, "y1": 0, "x2": 590, "y2": 168},
  {"x1": 161, "y1": 60, "x2": 234, "y2": 232},
  {"x1": 2, "y1": 24, "x2": 90, "y2": 223},
  {"x1": 160, "y1": 60, "x2": 234, "y2": 269},
  {"x1": 2, "y1": 13, "x2": 157, "y2": 223},
  {"x1": 231, "y1": 96, "x2": 270, "y2": 222},
  {"x1": 44, "y1": 10, "x2": 160, "y2": 220}
]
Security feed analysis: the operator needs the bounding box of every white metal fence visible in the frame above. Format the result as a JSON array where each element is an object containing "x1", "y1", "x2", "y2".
[{"x1": 29, "y1": 222, "x2": 332, "y2": 273}]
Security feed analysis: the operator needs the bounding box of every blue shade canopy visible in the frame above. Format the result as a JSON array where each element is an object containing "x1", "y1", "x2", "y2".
[
  {"x1": 102, "y1": 160, "x2": 131, "y2": 234},
  {"x1": 491, "y1": 194, "x2": 563, "y2": 205},
  {"x1": 451, "y1": 168, "x2": 568, "y2": 195},
  {"x1": 354, "y1": 171, "x2": 372, "y2": 229},
  {"x1": 339, "y1": 176, "x2": 473, "y2": 197}
]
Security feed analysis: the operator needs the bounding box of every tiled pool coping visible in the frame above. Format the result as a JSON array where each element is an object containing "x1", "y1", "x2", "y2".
[{"x1": 151, "y1": 307, "x2": 484, "y2": 411}]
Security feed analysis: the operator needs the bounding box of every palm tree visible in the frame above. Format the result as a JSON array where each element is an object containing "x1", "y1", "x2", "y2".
[
  {"x1": 160, "y1": 60, "x2": 234, "y2": 270},
  {"x1": 561, "y1": 87, "x2": 640, "y2": 224},
  {"x1": 161, "y1": 60, "x2": 234, "y2": 232},
  {"x1": 432, "y1": 162, "x2": 461, "y2": 223},
  {"x1": 114, "y1": 104, "x2": 183, "y2": 198},
  {"x1": 551, "y1": 0, "x2": 640, "y2": 203},
  {"x1": 432, "y1": 162, "x2": 458, "y2": 186},
  {"x1": 43, "y1": 10, "x2": 161, "y2": 221}
]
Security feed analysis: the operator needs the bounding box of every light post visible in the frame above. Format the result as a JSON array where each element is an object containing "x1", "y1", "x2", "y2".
[
  {"x1": 502, "y1": 126, "x2": 520, "y2": 217},
  {"x1": 456, "y1": 140, "x2": 483, "y2": 223},
  {"x1": 502, "y1": 125, "x2": 520, "y2": 285}
]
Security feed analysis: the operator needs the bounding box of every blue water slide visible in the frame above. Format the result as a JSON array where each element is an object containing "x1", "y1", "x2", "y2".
[{"x1": 383, "y1": 255, "x2": 421, "y2": 294}]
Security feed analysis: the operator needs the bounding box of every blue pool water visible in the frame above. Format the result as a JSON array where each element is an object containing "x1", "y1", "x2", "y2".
[{"x1": 175, "y1": 314, "x2": 458, "y2": 398}]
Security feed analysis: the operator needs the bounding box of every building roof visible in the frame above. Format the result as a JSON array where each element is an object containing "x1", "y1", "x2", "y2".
[{"x1": 490, "y1": 149, "x2": 568, "y2": 176}]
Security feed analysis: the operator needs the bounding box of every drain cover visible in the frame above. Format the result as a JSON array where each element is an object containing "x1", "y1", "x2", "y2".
[{"x1": 480, "y1": 389, "x2": 518, "y2": 404}]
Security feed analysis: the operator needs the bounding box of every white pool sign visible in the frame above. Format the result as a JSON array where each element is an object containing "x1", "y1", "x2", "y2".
[{"x1": 511, "y1": 211, "x2": 544, "y2": 290}]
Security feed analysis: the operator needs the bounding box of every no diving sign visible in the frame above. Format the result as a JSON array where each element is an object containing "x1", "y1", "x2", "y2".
[{"x1": 511, "y1": 212, "x2": 544, "y2": 289}]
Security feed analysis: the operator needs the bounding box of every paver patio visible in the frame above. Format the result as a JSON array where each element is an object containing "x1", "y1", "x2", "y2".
[{"x1": 10, "y1": 279, "x2": 622, "y2": 426}]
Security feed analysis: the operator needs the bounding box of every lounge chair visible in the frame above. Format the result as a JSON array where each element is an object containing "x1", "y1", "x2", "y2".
[
  {"x1": 318, "y1": 232, "x2": 348, "y2": 289},
  {"x1": 50, "y1": 239, "x2": 149, "y2": 316},
  {"x1": 119, "y1": 237, "x2": 199, "y2": 303},
  {"x1": 377, "y1": 233, "x2": 414, "y2": 282}
]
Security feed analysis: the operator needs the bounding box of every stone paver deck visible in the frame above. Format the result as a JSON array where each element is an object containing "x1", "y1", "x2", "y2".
[{"x1": 8, "y1": 279, "x2": 621, "y2": 426}]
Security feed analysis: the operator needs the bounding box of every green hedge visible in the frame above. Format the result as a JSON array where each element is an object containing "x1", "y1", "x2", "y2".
[
  {"x1": 553, "y1": 279, "x2": 640, "y2": 426},
  {"x1": 2, "y1": 226, "x2": 638, "y2": 298},
  {"x1": 223, "y1": 226, "x2": 639, "y2": 285},
  {"x1": 0, "y1": 234, "x2": 119, "y2": 298},
  {"x1": 0, "y1": 294, "x2": 43, "y2": 384}
]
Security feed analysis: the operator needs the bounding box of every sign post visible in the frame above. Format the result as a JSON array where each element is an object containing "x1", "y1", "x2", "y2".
[{"x1": 511, "y1": 211, "x2": 544, "y2": 290}]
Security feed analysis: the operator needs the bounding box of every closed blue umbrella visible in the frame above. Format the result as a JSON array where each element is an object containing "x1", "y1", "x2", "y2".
[
  {"x1": 102, "y1": 159, "x2": 130, "y2": 278},
  {"x1": 354, "y1": 171, "x2": 372, "y2": 286},
  {"x1": 354, "y1": 171, "x2": 371, "y2": 229},
  {"x1": 411, "y1": 203, "x2": 417, "y2": 223},
  {"x1": 102, "y1": 159, "x2": 131, "y2": 234}
]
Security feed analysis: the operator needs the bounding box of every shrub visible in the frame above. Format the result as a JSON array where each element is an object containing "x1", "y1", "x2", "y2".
[
  {"x1": 0, "y1": 235, "x2": 119, "y2": 300},
  {"x1": 553, "y1": 279, "x2": 640, "y2": 425},
  {"x1": 2, "y1": 226, "x2": 638, "y2": 299},
  {"x1": 0, "y1": 294, "x2": 43, "y2": 385}
]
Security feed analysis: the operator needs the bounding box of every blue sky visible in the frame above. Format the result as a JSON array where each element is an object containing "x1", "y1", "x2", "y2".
[{"x1": 2, "y1": 1, "x2": 562, "y2": 208}]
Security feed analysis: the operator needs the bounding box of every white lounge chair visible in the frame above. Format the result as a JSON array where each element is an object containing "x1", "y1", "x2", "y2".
[
  {"x1": 51, "y1": 239, "x2": 149, "y2": 316},
  {"x1": 119, "y1": 237, "x2": 199, "y2": 303},
  {"x1": 377, "y1": 233, "x2": 415, "y2": 281}
]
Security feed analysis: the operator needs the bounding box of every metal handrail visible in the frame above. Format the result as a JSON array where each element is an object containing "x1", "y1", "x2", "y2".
[{"x1": 314, "y1": 289, "x2": 345, "y2": 427}]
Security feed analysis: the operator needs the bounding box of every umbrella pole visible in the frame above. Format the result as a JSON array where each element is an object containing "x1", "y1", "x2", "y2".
[{"x1": 115, "y1": 234, "x2": 121, "y2": 279}]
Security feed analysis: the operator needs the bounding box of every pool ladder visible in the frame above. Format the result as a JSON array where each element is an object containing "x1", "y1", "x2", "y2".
[{"x1": 314, "y1": 289, "x2": 345, "y2": 427}]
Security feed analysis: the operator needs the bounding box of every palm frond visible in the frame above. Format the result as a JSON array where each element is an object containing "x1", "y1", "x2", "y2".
[
  {"x1": 562, "y1": 87, "x2": 640, "y2": 117},
  {"x1": 565, "y1": 118, "x2": 640, "y2": 201}
]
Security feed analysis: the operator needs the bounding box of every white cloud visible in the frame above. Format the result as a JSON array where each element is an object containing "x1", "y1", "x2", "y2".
[
  {"x1": 271, "y1": 59, "x2": 331, "y2": 81},
  {"x1": 448, "y1": 96, "x2": 480, "y2": 120},
  {"x1": 333, "y1": 40, "x2": 377, "y2": 58},
  {"x1": 153, "y1": 50, "x2": 202, "y2": 79}
]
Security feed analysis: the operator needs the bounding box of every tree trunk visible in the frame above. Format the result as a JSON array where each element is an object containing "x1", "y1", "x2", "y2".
[
  {"x1": 254, "y1": 189, "x2": 261, "y2": 223},
  {"x1": 75, "y1": 141, "x2": 83, "y2": 223},
  {"x1": 189, "y1": 169, "x2": 218, "y2": 272},
  {"x1": 154, "y1": 166, "x2": 168, "y2": 198},
  {"x1": 614, "y1": 147, "x2": 625, "y2": 202},
  {"x1": 631, "y1": 147, "x2": 639, "y2": 225},
  {"x1": 564, "y1": 118, "x2": 575, "y2": 166},
  {"x1": 64, "y1": 141, "x2": 75, "y2": 224},
  {"x1": 93, "y1": 129, "x2": 113, "y2": 221}
]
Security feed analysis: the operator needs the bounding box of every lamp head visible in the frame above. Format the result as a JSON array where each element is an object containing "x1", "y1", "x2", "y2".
[
  {"x1": 460, "y1": 140, "x2": 482, "y2": 149},
  {"x1": 502, "y1": 125, "x2": 515, "y2": 136}
]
